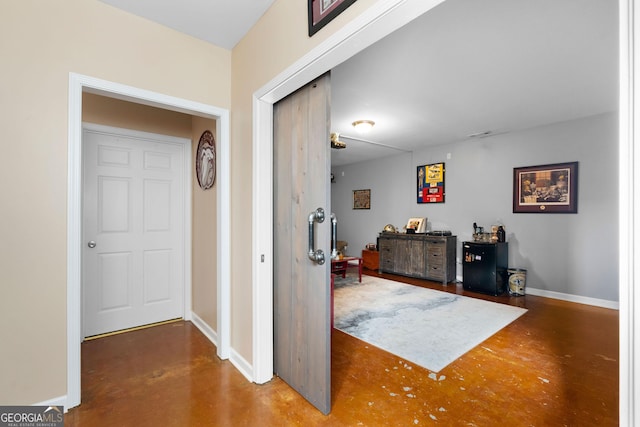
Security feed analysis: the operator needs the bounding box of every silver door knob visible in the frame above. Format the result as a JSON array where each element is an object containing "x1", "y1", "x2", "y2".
[{"x1": 88, "y1": 241, "x2": 96, "y2": 248}]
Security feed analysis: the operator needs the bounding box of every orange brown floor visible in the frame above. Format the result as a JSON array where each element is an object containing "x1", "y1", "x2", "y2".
[{"x1": 66, "y1": 271, "x2": 618, "y2": 426}]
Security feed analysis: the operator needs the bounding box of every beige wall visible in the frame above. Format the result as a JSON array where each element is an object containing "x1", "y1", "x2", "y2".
[
  {"x1": 83, "y1": 93, "x2": 193, "y2": 138},
  {"x1": 229, "y1": 0, "x2": 376, "y2": 362},
  {"x1": 0, "y1": 0, "x2": 229, "y2": 405},
  {"x1": 191, "y1": 117, "x2": 218, "y2": 329}
]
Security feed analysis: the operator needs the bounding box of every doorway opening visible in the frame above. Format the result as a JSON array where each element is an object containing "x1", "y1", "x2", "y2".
[
  {"x1": 66, "y1": 73, "x2": 231, "y2": 410},
  {"x1": 254, "y1": 0, "x2": 632, "y2": 420}
]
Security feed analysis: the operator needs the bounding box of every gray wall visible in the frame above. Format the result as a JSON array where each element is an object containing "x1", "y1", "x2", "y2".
[{"x1": 331, "y1": 112, "x2": 618, "y2": 302}]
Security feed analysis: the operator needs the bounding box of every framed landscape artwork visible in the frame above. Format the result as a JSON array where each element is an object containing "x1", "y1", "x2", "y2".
[
  {"x1": 417, "y1": 162, "x2": 445, "y2": 204},
  {"x1": 513, "y1": 161, "x2": 578, "y2": 213}
]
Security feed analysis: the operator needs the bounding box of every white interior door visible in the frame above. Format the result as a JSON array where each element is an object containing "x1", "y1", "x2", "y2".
[{"x1": 82, "y1": 124, "x2": 186, "y2": 338}]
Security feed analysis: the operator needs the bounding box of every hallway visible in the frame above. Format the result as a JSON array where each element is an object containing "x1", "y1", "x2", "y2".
[{"x1": 66, "y1": 275, "x2": 618, "y2": 426}]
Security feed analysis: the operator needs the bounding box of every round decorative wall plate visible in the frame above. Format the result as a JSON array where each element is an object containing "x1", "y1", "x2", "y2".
[{"x1": 196, "y1": 130, "x2": 216, "y2": 190}]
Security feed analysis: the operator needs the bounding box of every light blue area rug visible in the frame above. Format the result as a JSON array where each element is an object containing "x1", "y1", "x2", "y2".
[{"x1": 333, "y1": 275, "x2": 527, "y2": 372}]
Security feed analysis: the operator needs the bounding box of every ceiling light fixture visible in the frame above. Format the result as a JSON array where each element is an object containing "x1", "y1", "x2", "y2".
[{"x1": 352, "y1": 120, "x2": 375, "y2": 133}]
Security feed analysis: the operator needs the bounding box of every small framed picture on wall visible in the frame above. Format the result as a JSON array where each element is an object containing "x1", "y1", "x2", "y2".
[{"x1": 353, "y1": 189, "x2": 371, "y2": 209}]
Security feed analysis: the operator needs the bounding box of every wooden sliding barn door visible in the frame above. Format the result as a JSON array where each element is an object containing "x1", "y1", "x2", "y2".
[{"x1": 273, "y1": 73, "x2": 332, "y2": 414}]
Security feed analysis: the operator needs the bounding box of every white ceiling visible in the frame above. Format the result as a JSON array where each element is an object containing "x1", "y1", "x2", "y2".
[
  {"x1": 99, "y1": 0, "x2": 618, "y2": 167},
  {"x1": 330, "y1": 0, "x2": 618, "y2": 165},
  {"x1": 98, "y1": 0, "x2": 275, "y2": 50}
]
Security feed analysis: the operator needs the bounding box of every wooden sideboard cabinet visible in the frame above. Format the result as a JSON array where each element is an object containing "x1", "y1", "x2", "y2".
[{"x1": 378, "y1": 233, "x2": 457, "y2": 285}]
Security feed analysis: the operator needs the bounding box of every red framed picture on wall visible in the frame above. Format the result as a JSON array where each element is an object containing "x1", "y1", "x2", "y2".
[{"x1": 417, "y1": 162, "x2": 445, "y2": 204}]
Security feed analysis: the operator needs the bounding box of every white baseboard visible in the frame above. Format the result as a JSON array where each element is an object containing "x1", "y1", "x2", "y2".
[
  {"x1": 453, "y1": 276, "x2": 618, "y2": 310},
  {"x1": 525, "y1": 287, "x2": 619, "y2": 310},
  {"x1": 230, "y1": 348, "x2": 254, "y2": 382},
  {"x1": 191, "y1": 311, "x2": 256, "y2": 383},
  {"x1": 34, "y1": 395, "x2": 67, "y2": 412},
  {"x1": 190, "y1": 311, "x2": 219, "y2": 348}
]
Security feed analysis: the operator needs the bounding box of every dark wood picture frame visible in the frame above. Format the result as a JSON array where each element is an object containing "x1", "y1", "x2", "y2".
[
  {"x1": 196, "y1": 130, "x2": 216, "y2": 190},
  {"x1": 353, "y1": 189, "x2": 370, "y2": 209},
  {"x1": 308, "y1": 0, "x2": 358, "y2": 36},
  {"x1": 513, "y1": 161, "x2": 578, "y2": 213},
  {"x1": 417, "y1": 162, "x2": 445, "y2": 204}
]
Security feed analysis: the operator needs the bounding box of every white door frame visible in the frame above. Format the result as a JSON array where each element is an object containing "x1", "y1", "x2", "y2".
[
  {"x1": 252, "y1": 0, "x2": 637, "y2": 422},
  {"x1": 67, "y1": 73, "x2": 231, "y2": 409}
]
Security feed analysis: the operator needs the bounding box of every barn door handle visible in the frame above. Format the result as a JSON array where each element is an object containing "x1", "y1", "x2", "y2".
[{"x1": 308, "y1": 208, "x2": 325, "y2": 265}]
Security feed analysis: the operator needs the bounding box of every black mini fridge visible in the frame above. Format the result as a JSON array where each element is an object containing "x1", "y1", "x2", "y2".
[{"x1": 462, "y1": 241, "x2": 508, "y2": 295}]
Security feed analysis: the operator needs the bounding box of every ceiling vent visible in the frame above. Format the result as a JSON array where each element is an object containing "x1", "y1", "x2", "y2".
[{"x1": 467, "y1": 130, "x2": 493, "y2": 139}]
